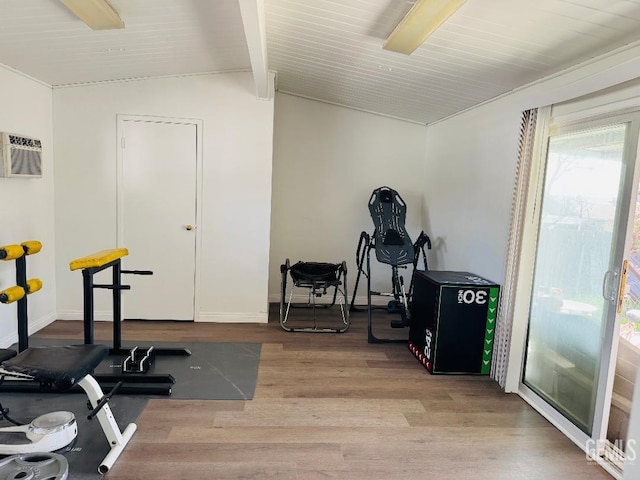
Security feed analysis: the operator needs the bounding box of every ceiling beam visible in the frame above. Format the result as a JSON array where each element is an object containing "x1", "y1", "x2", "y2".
[{"x1": 238, "y1": 0, "x2": 272, "y2": 100}]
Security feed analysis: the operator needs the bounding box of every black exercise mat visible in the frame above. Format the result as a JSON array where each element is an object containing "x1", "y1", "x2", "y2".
[{"x1": 0, "y1": 340, "x2": 261, "y2": 478}]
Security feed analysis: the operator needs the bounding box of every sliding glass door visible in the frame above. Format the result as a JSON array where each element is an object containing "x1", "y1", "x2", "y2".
[{"x1": 523, "y1": 121, "x2": 633, "y2": 437}]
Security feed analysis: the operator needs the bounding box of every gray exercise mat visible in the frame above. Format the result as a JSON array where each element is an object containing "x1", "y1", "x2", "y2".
[
  {"x1": 0, "y1": 340, "x2": 261, "y2": 478},
  {"x1": 0, "y1": 392, "x2": 146, "y2": 480}
]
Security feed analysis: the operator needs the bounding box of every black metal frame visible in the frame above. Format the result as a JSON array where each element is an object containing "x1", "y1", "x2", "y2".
[
  {"x1": 279, "y1": 259, "x2": 350, "y2": 333},
  {"x1": 0, "y1": 244, "x2": 184, "y2": 395},
  {"x1": 349, "y1": 187, "x2": 431, "y2": 344},
  {"x1": 78, "y1": 256, "x2": 191, "y2": 394},
  {"x1": 350, "y1": 231, "x2": 431, "y2": 343},
  {"x1": 0, "y1": 243, "x2": 35, "y2": 353}
]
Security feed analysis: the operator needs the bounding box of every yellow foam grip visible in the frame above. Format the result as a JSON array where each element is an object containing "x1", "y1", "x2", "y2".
[
  {"x1": 0, "y1": 286, "x2": 25, "y2": 304},
  {"x1": 22, "y1": 241, "x2": 42, "y2": 255},
  {"x1": 69, "y1": 248, "x2": 129, "y2": 271},
  {"x1": 26, "y1": 278, "x2": 43, "y2": 294},
  {"x1": 0, "y1": 244, "x2": 25, "y2": 261}
]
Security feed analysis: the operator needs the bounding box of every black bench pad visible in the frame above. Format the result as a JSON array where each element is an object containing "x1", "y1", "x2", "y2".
[{"x1": 2, "y1": 344, "x2": 108, "y2": 391}]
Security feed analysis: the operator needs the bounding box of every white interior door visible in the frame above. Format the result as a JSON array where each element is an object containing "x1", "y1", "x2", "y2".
[{"x1": 118, "y1": 117, "x2": 199, "y2": 320}]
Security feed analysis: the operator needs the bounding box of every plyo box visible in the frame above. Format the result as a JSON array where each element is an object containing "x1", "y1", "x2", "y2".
[{"x1": 408, "y1": 270, "x2": 500, "y2": 374}]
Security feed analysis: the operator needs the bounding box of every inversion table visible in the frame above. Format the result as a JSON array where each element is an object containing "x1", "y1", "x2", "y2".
[{"x1": 351, "y1": 186, "x2": 431, "y2": 343}]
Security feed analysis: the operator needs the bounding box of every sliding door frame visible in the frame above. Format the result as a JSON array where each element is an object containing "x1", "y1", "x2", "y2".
[{"x1": 508, "y1": 107, "x2": 640, "y2": 479}]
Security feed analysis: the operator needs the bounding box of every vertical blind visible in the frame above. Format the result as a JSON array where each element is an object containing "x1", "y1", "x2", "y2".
[{"x1": 492, "y1": 108, "x2": 538, "y2": 387}]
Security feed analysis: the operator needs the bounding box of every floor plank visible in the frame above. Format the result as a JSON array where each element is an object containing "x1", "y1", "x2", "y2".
[{"x1": 32, "y1": 310, "x2": 613, "y2": 480}]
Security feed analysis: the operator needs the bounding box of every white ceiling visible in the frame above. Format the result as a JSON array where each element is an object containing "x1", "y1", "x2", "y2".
[{"x1": 1, "y1": 0, "x2": 640, "y2": 124}]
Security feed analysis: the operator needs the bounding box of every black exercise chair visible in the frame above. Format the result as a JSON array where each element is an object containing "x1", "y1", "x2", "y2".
[
  {"x1": 280, "y1": 259, "x2": 350, "y2": 333},
  {"x1": 351, "y1": 186, "x2": 431, "y2": 343}
]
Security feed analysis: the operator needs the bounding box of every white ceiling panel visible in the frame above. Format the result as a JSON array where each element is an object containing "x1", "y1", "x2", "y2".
[
  {"x1": 0, "y1": 0, "x2": 251, "y2": 86},
  {"x1": 265, "y1": 0, "x2": 640, "y2": 123},
  {"x1": 0, "y1": 0, "x2": 639, "y2": 123}
]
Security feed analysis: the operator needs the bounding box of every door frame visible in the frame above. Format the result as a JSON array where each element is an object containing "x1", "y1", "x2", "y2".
[
  {"x1": 510, "y1": 108, "x2": 640, "y2": 478},
  {"x1": 116, "y1": 114, "x2": 204, "y2": 321}
]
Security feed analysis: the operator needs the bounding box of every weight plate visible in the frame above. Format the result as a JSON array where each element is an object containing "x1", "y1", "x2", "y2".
[{"x1": 0, "y1": 452, "x2": 69, "y2": 480}]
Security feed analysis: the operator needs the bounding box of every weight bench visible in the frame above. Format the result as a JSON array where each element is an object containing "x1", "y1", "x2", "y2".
[{"x1": 0, "y1": 344, "x2": 136, "y2": 474}]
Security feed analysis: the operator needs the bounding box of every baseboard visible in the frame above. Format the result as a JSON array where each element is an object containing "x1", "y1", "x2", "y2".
[
  {"x1": 58, "y1": 310, "x2": 269, "y2": 323},
  {"x1": 0, "y1": 311, "x2": 57, "y2": 348},
  {"x1": 197, "y1": 312, "x2": 268, "y2": 323},
  {"x1": 30, "y1": 311, "x2": 57, "y2": 334},
  {"x1": 56, "y1": 310, "x2": 113, "y2": 321},
  {"x1": 268, "y1": 294, "x2": 391, "y2": 307}
]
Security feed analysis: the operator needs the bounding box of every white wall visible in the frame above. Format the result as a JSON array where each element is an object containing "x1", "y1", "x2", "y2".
[
  {"x1": 269, "y1": 93, "x2": 428, "y2": 302},
  {"x1": 423, "y1": 103, "x2": 520, "y2": 282},
  {"x1": 53, "y1": 72, "x2": 274, "y2": 322},
  {"x1": 0, "y1": 66, "x2": 55, "y2": 346},
  {"x1": 424, "y1": 44, "x2": 640, "y2": 286}
]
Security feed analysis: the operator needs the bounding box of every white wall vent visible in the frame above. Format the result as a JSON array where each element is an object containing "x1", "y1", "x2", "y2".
[{"x1": 0, "y1": 133, "x2": 42, "y2": 178}]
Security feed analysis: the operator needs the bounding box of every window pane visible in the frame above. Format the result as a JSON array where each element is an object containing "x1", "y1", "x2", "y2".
[{"x1": 524, "y1": 123, "x2": 627, "y2": 434}]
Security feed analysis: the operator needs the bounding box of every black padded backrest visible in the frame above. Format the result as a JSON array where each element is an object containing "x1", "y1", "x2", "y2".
[
  {"x1": 2, "y1": 344, "x2": 108, "y2": 391},
  {"x1": 368, "y1": 186, "x2": 414, "y2": 266}
]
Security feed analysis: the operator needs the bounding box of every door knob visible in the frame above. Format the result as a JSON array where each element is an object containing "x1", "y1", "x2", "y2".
[{"x1": 185, "y1": 225, "x2": 194, "y2": 231}]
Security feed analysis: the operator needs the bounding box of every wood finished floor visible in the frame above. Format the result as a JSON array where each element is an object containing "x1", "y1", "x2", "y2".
[{"x1": 34, "y1": 310, "x2": 613, "y2": 480}]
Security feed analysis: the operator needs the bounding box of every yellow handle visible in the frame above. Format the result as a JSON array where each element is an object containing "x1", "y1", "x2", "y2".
[
  {"x1": 0, "y1": 286, "x2": 26, "y2": 304},
  {"x1": 0, "y1": 244, "x2": 25, "y2": 261},
  {"x1": 22, "y1": 240, "x2": 42, "y2": 255},
  {"x1": 26, "y1": 278, "x2": 43, "y2": 295}
]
